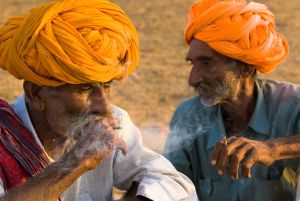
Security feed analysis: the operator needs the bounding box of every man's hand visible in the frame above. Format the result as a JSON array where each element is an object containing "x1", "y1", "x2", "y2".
[
  {"x1": 67, "y1": 116, "x2": 128, "y2": 171},
  {"x1": 0, "y1": 116, "x2": 129, "y2": 201},
  {"x1": 211, "y1": 136, "x2": 277, "y2": 180}
]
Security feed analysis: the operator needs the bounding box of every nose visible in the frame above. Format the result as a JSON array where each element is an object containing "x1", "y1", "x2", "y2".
[
  {"x1": 188, "y1": 66, "x2": 204, "y2": 87},
  {"x1": 90, "y1": 84, "x2": 111, "y2": 115}
]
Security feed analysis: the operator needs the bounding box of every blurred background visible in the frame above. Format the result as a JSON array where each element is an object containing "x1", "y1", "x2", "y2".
[{"x1": 0, "y1": 0, "x2": 299, "y2": 152}]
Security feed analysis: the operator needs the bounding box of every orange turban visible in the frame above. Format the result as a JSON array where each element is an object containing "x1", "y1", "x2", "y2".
[
  {"x1": 0, "y1": 0, "x2": 139, "y2": 86},
  {"x1": 185, "y1": 0, "x2": 288, "y2": 73}
]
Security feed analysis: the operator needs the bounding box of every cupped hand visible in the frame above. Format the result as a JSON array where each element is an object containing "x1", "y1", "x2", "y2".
[{"x1": 69, "y1": 116, "x2": 128, "y2": 170}]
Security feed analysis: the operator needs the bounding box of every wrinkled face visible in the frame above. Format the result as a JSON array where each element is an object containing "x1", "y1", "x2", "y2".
[
  {"x1": 38, "y1": 82, "x2": 112, "y2": 137},
  {"x1": 186, "y1": 39, "x2": 241, "y2": 106}
]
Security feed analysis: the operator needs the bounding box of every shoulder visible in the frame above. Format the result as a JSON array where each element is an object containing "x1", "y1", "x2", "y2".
[
  {"x1": 260, "y1": 79, "x2": 300, "y2": 101},
  {"x1": 0, "y1": 98, "x2": 13, "y2": 112},
  {"x1": 259, "y1": 79, "x2": 300, "y2": 132},
  {"x1": 110, "y1": 105, "x2": 141, "y2": 145},
  {"x1": 259, "y1": 79, "x2": 300, "y2": 114},
  {"x1": 111, "y1": 105, "x2": 130, "y2": 120},
  {"x1": 110, "y1": 105, "x2": 136, "y2": 129}
]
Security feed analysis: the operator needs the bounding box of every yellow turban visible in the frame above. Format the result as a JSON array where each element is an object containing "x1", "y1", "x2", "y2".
[
  {"x1": 185, "y1": 0, "x2": 288, "y2": 73},
  {"x1": 0, "y1": 0, "x2": 139, "y2": 86}
]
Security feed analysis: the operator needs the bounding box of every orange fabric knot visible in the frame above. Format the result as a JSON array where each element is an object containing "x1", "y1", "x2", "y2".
[
  {"x1": 0, "y1": 0, "x2": 139, "y2": 86},
  {"x1": 185, "y1": 0, "x2": 288, "y2": 73}
]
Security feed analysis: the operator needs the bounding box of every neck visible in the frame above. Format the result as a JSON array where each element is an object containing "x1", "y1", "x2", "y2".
[
  {"x1": 221, "y1": 78, "x2": 257, "y2": 135},
  {"x1": 26, "y1": 101, "x2": 67, "y2": 160}
]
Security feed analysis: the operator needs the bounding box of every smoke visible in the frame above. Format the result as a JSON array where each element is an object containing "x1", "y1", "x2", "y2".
[
  {"x1": 140, "y1": 125, "x2": 169, "y2": 153},
  {"x1": 163, "y1": 106, "x2": 216, "y2": 156},
  {"x1": 60, "y1": 111, "x2": 123, "y2": 159}
]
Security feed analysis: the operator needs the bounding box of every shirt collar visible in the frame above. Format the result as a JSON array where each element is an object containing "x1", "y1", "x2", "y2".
[{"x1": 247, "y1": 80, "x2": 270, "y2": 136}]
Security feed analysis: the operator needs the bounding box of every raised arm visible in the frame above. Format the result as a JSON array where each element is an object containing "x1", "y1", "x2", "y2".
[{"x1": 0, "y1": 117, "x2": 127, "y2": 201}]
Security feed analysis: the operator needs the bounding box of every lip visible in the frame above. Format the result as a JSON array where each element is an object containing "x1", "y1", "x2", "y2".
[
  {"x1": 196, "y1": 87, "x2": 204, "y2": 95},
  {"x1": 195, "y1": 85, "x2": 208, "y2": 94}
]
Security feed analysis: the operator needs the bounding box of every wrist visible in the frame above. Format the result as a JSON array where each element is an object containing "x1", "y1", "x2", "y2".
[
  {"x1": 267, "y1": 136, "x2": 300, "y2": 161},
  {"x1": 267, "y1": 140, "x2": 280, "y2": 161},
  {"x1": 47, "y1": 155, "x2": 87, "y2": 196}
]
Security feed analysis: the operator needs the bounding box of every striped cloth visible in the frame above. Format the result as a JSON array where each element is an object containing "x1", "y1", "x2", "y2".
[{"x1": 0, "y1": 99, "x2": 48, "y2": 190}]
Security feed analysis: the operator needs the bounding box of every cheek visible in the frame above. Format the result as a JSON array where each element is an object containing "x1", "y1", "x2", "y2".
[
  {"x1": 45, "y1": 95, "x2": 91, "y2": 135},
  {"x1": 223, "y1": 71, "x2": 240, "y2": 87},
  {"x1": 63, "y1": 95, "x2": 91, "y2": 116},
  {"x1": 44, "y1": 101, "x2": 72, "y2": 135},
  {"x1": 189, "y1": 67, "x2": 206, "y2": 86}
]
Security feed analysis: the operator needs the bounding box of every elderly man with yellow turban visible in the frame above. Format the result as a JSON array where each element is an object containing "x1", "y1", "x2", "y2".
[
  {"x1": 0, "y1": 0, "x2": 198, "y2": 201},
  {"x1": 163, "y1": 0, "x2": 300, "y2": 201}
]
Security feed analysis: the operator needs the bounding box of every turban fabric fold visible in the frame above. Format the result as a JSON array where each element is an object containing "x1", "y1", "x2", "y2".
[
  {"x1": 0, "y1": 0, "x2": 139, "y2": 86},
  {"x1": 185, "y1": 0, "x2": 288, "y2": 73}
]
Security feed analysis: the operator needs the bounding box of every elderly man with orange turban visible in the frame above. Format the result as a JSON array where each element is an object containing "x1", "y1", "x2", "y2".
[
  {"x1": 0, "y1": 0, "x2": 198, "y2": 201},
  {"x1": 163, "y1": 0, "x2": 300, "y2": 201}
]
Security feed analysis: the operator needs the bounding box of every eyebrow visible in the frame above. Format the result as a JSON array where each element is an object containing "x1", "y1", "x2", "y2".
[
  {"x1": 104, "y1": 80, "x2": 113, "y2": 85},
  {"x1": 185, "y1": 55, "x2": 213, "y2": 61}
]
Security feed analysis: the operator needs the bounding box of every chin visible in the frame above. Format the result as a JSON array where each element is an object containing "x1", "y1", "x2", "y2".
[{"x1": 200, "y1": 96, "x2": 220, "y2": 107}]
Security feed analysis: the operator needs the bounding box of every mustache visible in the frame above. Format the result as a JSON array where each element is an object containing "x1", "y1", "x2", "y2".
[
  {"x1": 191, "y1": 81, "x2": 214, "y2": 91},
  {"x1": 192, "y1": 81, "x2": 228, "y2": 96},
  {"x1": 67, "y1": 110, "x2": 114, "y2": 136},
  {"x1": 61, "y1": 110, "x2": 116, "y2": 154},
  {"x1": 72, "y1": 110, "x2": 113, "y2": 123}
]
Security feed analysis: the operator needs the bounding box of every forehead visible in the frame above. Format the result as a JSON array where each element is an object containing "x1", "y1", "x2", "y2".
[
  {"x1": 50, "y1": 83, "x2": 82, "y2": 92},
  {"x1": 186, "y1": 39, "x2": 227, "y2": 61},
  {"x1": 43, "y1": 83, "x2": 92, "y2": 95},
  {"x1": 186, "y1": 39, "x2": 214, "y2": 59}
]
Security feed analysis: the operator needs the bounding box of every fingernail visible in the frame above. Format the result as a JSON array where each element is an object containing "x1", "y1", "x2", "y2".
[
  {"x1": 218, "y1": 170, "x2": 223, "y2": 175},
  {"x1": 211, "y1": 160, "x2": 216, "y2": 165}
]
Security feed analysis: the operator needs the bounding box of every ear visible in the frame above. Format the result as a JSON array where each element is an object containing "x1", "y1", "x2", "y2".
[
  {"x1": 236, "y1": 62, "x2": 255, "y2": 78},
  {"x1": 23, "y1": 81, "x2": 45, "y2": 111}
]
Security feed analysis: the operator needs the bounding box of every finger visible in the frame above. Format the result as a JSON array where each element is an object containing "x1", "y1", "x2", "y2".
[
  {"x1": 216, "y1": 138, "x2": 246, "y2": 175},
  {"x1": 105, "y1": 116, "x2": 120, "y2": 128},
  {"x1": 216, "y1": 146, "x2": 229, "y2": 176},
  {"x1": 226, "y1": 137, "x2": 248, "y2": 154},
  {"x1": 229, "y1": 143, "x2": 252, "y2": 180},
  {"x1": 227, "y1": 136, "x2": 238, "y2": 144},
  {"x1": 241, "y1": 150, "x2": 257, "y2": 178},
  {"x1": 113, "y1": 136, "x2": 128, "y2": 155},
  {"x1": 211, "y1": 141, "x2": 225, "y2": 166},
  {"x1": 95, "y1": 121, "x2": 127, "y2": 154}
]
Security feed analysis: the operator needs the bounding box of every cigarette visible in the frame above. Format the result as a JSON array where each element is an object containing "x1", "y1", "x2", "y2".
[
  {"x1": 223, "y1": 136, "x2": 227, "y2": 146},
  {"x1": 113, "y1": 126, "x2": 122, "y2": 130}
]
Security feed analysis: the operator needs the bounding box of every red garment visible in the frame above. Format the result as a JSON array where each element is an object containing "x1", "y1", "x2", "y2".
[{"x1": 0, "y1": 99, "x2": 48, "y2": 191}]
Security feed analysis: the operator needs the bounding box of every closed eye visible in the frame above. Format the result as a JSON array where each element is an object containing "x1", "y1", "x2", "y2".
[
  {"x1": 79, "y1": 84, "x2": 93, "y2": 91},
  {"x1": 102, "y1": 80, "x2": 113, "y2": 89}
]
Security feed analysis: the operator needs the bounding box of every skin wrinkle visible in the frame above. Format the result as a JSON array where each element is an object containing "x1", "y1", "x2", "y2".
[
  {"x1": 187, "y1": 39, "x2": 243, "y2": 108},
  {"x1": 25, "y1": 81, "x2": 122, "y2": 159},
  {"x1": 63, "y1": 113, "x2": 120, "y2": 159},
  {"x1": 0, "y1": 1, "x2": 157, "y2": 201},
  {"x1": 185, "y1": 0, "x2": 289, "y2": 73},
  {"x1": 184, "y1": 39, "x2": 300, "y2": 183},
  {"x1": 1, "y1": 80, "x2": 131, "y2": 201}
]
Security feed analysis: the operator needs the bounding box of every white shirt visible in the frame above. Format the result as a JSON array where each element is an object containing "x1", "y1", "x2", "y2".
[{"x1": 0, "y1": 95, "x2": 197, "y2": 201}]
